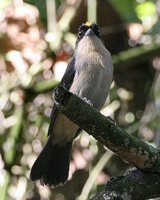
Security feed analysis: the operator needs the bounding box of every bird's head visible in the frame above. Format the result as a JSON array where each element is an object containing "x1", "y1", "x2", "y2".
[
  {"x1": 77, "y1": 22, "x2": 100, "y2": 41},
  {"x1": 75, "y1": 22, "x2": 105, "y2": 55}
]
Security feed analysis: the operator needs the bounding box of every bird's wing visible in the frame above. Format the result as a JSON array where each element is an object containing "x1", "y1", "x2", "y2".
[
  {"x1": 60, "y1": 57, "x2": 76, "y2": 88},
  {"x1": 47, "y1": 57, "x2": 75, "y2": 136}
]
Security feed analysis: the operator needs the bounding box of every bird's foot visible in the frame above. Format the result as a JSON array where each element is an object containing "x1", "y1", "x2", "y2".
[{"x1": 83, "y1": 97, "x2": 93, "y2": 106}]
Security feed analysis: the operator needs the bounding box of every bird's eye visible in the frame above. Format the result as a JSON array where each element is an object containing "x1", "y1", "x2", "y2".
[
  {"x1": 78, "y1": 31, "x2": 83, "y2": 38},
  {"x1": 94, "y1": 27, "x2": 100, "y2": 36},
  {"x1": 90, "y1": 23, "x2": 100, "y2": 37}
]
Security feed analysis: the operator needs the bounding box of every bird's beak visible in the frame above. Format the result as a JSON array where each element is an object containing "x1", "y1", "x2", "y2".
[{"x1": 85, "y1": 28, "x2": 95, "y2": 36}]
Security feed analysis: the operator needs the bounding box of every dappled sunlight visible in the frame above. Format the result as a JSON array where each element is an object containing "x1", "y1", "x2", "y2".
[{"x1": 0, "y1": 0, "x2": 160, "y2": 199}]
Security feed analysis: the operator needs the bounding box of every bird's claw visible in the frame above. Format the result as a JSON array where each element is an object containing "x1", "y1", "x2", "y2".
[{"x1": 83, "y1": 97, "x2": 93, "y2": 106}]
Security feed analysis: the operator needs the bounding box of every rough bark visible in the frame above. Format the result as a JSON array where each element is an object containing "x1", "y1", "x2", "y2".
[
  {"x1": 54, "y1": 85, "x2": 160, "y2": 199},
  {"x1": 91, "y1": 168, "x2": 160, "y2": 200}
]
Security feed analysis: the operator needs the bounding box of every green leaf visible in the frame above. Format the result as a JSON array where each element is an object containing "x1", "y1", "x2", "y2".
[{"x1": 135, "y1": 2, "x2": 156, "y2": 20}]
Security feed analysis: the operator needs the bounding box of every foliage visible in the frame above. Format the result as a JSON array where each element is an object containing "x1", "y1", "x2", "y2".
[{"x1": 109, "y1": 0, "x2": 138, "y2": 22}]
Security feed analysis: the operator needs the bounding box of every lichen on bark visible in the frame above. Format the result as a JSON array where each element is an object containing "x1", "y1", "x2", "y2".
[{"x1": 54, "y1": 85, "x2": 160, "y2": 200}]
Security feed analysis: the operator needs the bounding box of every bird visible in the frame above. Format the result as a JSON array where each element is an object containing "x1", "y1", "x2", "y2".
[{"x1": 30, "y1": 22, "x2": 113, "y2": 187}]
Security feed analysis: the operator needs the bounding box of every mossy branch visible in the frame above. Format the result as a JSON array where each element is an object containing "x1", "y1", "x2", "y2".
[
  {"x1": 91, "y1": 168, "x2": 160, "y2": 200},
  {"x1": 54, "y1": 85, "x2": 160, "y2": 199},
  {"x1": 54, "y1": 85, "x2": 160, "y2": 171}
]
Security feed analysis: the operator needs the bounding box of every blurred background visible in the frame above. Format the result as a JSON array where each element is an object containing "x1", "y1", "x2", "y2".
[{"x1": 0, "y1": 0, "x2": 160, "y2": 199}]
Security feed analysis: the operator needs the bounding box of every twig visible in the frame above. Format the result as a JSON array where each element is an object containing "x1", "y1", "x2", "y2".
[
  {"x1": 4, "y1": 104, "x2": 24, "y2": 168},
  {"x1": 78, "y1": 150, "x2": 113, "y2": 200},
  {"x1": 87, "y1": 0, "x2": 97, "y2": 23},
  {"x1": 113, "y1": 43, "x2": 160, "y2": 71}
]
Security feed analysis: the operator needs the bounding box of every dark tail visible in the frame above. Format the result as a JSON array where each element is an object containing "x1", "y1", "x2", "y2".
[{"x1": 30, "y1": 137, "x2": 72, "y2": 187}]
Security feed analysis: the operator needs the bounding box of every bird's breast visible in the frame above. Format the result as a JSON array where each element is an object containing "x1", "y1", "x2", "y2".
[{"x1": 70, "y1": 51, "x2": 113, "y2": 109}]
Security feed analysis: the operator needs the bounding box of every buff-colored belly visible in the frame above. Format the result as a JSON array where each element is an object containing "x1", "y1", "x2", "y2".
[{"x1": 52, "y1": 113, "x2": 79, "y2": 145}]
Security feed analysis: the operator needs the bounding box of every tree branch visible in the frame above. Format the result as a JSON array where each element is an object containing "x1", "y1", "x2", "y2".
[
  {"x1": 91, "y1": 168, "x2": 160, "y2": 200},
  {"x1": 54, "y1": 85, "x2": 160, "y2": 172},
  {"x1": 113, "y1": 43, "x2": 160, "y2": 70},
  {"x1": 54, "y1": 85, "x2": 160, "y2": 199}
]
